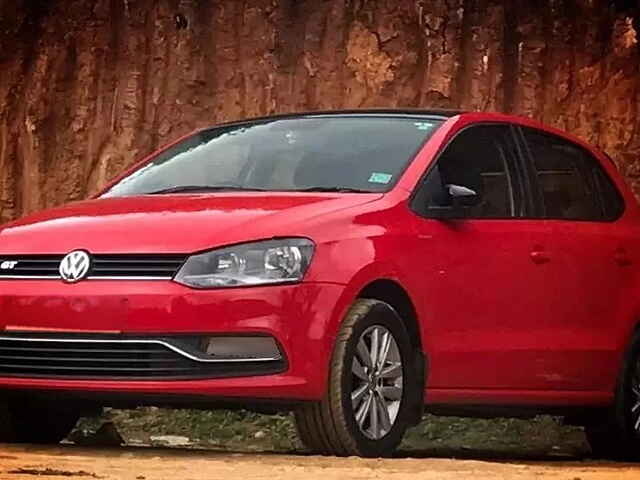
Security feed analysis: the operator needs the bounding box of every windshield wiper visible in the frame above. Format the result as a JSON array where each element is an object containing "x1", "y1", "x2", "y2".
[
  {"x1": 146, "y1": 185, "x2": 373, "y2": 195},
  {"x1": 294, "y1": 187, "x2": 373, "y2": 193},
  {"x1": 146, "y1": 185, "x2": 267, "y2": 195}
]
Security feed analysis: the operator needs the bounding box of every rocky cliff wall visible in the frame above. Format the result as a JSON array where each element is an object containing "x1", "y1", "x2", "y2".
[{"x1": 0, "y1": 0, "x2": 638, "y2": 222}]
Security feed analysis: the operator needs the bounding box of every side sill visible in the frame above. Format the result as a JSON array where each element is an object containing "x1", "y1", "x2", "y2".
[{"x1": 424, "y1": 388, "x2": 613, "y2": 413}]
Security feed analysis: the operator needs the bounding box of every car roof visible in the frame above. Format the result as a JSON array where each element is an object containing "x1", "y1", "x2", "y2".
[
  {"x1": 210, "y1": 109, "x2": 605, "y2": 159},
  {"x1": 215, "y1": 108, "x2": 466, "y2": 126}
]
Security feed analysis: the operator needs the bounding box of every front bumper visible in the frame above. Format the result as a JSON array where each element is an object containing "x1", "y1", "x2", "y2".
[{"x1": 0, "y1": 280, "x2": 348, "y2": 402}]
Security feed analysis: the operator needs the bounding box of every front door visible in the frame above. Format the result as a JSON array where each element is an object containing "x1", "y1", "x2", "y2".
[{"x1": 411, "y1": 124, "x2": 556, "y2": 393}]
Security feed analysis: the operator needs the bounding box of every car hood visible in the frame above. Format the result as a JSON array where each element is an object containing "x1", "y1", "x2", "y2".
[{"x1": 0, "y1": 193, "x2": 382, "y2": 254}]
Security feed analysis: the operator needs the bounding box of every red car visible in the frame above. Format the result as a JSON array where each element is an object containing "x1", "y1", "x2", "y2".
[{"x1": 0, "y1": 110, "x2": 639, "y2": 459}]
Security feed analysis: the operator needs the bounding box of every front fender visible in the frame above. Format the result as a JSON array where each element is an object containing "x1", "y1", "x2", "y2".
[{"x1": 317, "y1": 258, "x2": 412, "y2": 363}]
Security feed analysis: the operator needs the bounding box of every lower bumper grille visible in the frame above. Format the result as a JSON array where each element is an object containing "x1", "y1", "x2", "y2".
[{"x1": 0, "y1": 335, "x2": 285, "y2": 380}]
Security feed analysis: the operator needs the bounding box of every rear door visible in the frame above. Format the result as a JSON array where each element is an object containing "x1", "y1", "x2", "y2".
[{"x1": 519, "y1": 127, "x2": 631, "y2": 391}]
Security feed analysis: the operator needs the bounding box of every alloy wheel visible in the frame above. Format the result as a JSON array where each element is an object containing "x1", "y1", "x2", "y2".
[
  {"x1": 632, "y1": 357, "x2": 640, "y2": 436},
  {"x1": 351, "y1": 325, "x2": 404, "y2": 440}
]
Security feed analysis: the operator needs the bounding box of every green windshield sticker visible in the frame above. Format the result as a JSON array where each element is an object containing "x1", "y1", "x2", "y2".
[
  {"x1": 369, "y1": 172, "x2": 393, "y2": 184},
  {"x1": 414, "y1": 122, "x2": 434, "y2": 130}
]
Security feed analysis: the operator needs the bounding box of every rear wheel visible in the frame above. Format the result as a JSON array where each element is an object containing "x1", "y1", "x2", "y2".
[
  {"x1": 585, "y1": 331, "x2": 640, "y2": 461},
  {"x1": 0, "y1": 400, "x2": 81, "y2": 444},
  {"x1": 295, "y1": 298, "x2": 420, "y2": 457}
]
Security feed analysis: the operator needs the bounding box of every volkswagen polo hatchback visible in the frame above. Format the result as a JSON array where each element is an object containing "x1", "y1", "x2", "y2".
[{"x1": 1, "y1": 110, "x2": 640, "y2": 459}]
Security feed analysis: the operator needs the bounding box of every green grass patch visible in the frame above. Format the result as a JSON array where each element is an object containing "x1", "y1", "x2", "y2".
[{"x1": 73, "y1": 408, "x2": 590, "y2": 457}]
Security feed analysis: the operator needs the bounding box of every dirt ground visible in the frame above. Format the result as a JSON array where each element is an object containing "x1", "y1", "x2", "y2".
[{"x1": 1, "y1": 444, "x2": 640, "y2": 480}]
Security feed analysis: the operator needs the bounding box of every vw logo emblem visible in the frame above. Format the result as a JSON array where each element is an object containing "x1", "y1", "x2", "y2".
[{"x1": 59, "y1": 250, "x2": 92, "y2": 283}]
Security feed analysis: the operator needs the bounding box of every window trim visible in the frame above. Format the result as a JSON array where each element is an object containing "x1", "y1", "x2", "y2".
[
  {"x1": 517, "y1": 126, "x2": 626, "y2": 223},
  {"x1": 409, "y1": 122, "x2": 532, "y2": 221}
]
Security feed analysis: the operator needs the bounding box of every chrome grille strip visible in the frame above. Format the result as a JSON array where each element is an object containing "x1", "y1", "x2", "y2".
[
  {"x1": 0, "y1": 336, "x2": 282, "y2": 363},
  {"x1": 0, "y1": 275, "x2": 173, "y2": 280},
  {"x1": 0, "y1": 254, "x2": 186, "y2": 280}
]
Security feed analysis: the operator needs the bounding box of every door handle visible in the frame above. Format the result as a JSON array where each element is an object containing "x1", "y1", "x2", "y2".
[
  {"x1": 614, "y1": 248, "x2": 632, "y2": 267},
  {"x1": 530, "y1": 247, "x2": 550, "y2": 265}
]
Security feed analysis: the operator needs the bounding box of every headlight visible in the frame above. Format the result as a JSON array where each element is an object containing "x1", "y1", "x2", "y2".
[{"x1": 174, "y1": 238, "x2": 315, "y2": 289}]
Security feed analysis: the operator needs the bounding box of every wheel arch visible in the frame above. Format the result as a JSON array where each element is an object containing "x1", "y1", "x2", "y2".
[
  {"x1": 357, "y1": 279, "x2": 422, "y2": 353},
  {"x1": 356, "y1": 278, "x2": 426, "y2": 424},
  {"x1": 618, "y1": 319, "x2": 640, "y2": 366}
]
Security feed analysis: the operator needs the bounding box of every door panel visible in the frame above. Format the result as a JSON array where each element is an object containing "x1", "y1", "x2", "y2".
[
  {"x1": 544, "y1": 220, "x2": 633, "y2": 391},
  {"x1": 417, "y1": 218, "x2": 556, "y2": 390}
]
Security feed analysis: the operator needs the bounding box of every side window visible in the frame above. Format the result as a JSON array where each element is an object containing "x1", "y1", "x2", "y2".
[
  {"x1": 523, "y1": 129, "x2": 624, "y2": 221},
  {"x1": 414, "y1": 125, "x2": 519, "y2": 218},
  {"x1": 594, "y1": 166, "x2": 625, "y2": 220}
]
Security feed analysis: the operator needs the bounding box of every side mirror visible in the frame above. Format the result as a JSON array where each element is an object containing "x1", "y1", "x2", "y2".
[
  {"x1": 426, "y1": 183, "x2": 479, "y2": 219},
  {"x1": 446, "y1": 184, "x2": 479, "y2": 207}
]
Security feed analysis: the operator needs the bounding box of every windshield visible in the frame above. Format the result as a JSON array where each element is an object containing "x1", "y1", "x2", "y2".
[{"x1": 102, "y1": 116, "x2": 443, "y2": 197}]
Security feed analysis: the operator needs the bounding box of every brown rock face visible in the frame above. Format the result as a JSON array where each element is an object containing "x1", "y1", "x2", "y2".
[{"x1": 0, "y1": 0, "x2": 639, "y2": 222}]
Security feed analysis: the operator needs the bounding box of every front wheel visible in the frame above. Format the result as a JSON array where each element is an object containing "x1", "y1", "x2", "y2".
[
  {"x1": 585, "y1": 330, "x2": 640, "y2": 461},
  {"x1": 295, "y1": 299, "x2": 420, "y2": 457}
]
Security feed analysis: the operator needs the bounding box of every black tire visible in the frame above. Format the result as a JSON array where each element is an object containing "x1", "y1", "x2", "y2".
[
  {"x1": 0, "y1": 400, "x2": 81, "y2": 444},
  {"x1": 294, "y1": 298, "x2": 421, "y2": 457},
  {"x1": 585, "y1": 330, "x2": 640, "y2": 461}
]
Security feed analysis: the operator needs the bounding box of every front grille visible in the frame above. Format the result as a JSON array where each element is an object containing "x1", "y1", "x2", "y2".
[
  {"x1": 0, "y1": 254, "x2": 187, "y2": 280},
  {"x1": 90, "y1": 255, "x2": 186, "y2": 279},
  {"x1": 0, "y1": 336, "x2": 286, "y2": 380}
]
